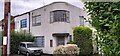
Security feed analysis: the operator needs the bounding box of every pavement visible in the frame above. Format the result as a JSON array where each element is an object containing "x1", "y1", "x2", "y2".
[
  {"x1": 10, "y1": 54, "x2": 52, "y2": 56},
  {"x1": 10, "y1": 54, "x2": 24, "y2": 56}
]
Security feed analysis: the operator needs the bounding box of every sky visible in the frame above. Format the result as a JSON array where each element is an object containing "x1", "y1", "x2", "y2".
[{"x1": 0, "y1": 0, "x2": 84, "y2": 20}]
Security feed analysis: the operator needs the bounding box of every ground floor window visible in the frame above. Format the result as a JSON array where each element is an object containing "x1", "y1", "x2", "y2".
[
  {"x1": 34, "y1": 36, "x2": 44, "y2": 47},
  {"x1": 50, "y1": 40, "x2": 53, "y2": 47}
]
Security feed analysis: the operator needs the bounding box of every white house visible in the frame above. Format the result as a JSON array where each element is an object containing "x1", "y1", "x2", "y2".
[
  {"x1": 14, "y1": 13, "x2": 30, "y2": 32},
  {"x1": 14, "y1": 2, "x2": 91, "y2": 54}
]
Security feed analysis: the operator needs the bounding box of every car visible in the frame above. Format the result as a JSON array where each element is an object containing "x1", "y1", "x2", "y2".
[{"x1": 17, "y1": 42, "x2": 43, "y2": 56}]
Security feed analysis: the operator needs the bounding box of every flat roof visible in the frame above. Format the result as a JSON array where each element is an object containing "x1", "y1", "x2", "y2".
[{"x1": 14, "y1": 1, "x2": 83, "y2": 18}]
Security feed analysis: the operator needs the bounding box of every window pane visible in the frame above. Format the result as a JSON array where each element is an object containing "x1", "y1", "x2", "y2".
[
  {"x1": 34, "y1": 36, "x2": 44, "y2": 47},
  {"x1": 80, "y1": 17, "x2": 84, "y2": 26},
  {"x1": 50, "y1": 12, "x2": 54, "y2": 23},
  {"x1": 21, "y1": 19, "x2": 27, "y2": 28},
  {"x1": 57, "y1": 37, "x2": 65, "y2": 46},
  {"x1": 66, "y1": 11, "x2": 70, "y2": 22},
  {"x1": 50, "y1": 40, "x2": 53, "y2": 47},
  {"x1": 51, "y1": 10, "x2": 69, "y2": 23},
  {"x1": 32, "y1": 15, "x2": 41, "y2": 26},
  {"x1": 36, "y1": 16, "x2": 41, "y2": 24},
  {"x1": 32, "y1": 17, "x2": 36, "y2": 25}
]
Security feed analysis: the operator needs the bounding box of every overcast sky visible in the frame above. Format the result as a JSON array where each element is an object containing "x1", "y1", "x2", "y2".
[{"x1": 0, "y1": 0, "x2": 84, "y2": 20}]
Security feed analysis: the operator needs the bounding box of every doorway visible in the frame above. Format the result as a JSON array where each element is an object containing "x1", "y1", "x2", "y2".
[{"x1": 56, "y1": 36, "x2": 65, "y2": 46}]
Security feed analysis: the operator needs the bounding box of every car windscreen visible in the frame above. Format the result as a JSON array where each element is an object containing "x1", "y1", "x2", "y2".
[{"x1": 27, "y1": 44, "x2": 38, "y2": 48}]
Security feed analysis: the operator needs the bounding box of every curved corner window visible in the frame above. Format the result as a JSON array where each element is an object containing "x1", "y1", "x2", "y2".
[{"x1": 50, "y1": 10, "x2": 70, "y2": 23}]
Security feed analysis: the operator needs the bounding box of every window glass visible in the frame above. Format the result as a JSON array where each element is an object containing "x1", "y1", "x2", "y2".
[
  {"x1": 34, "y1": 36, "x2": 44, "y2": 47},
  {"x1": 32, "y1": 18, "x2": 36, "y2": 25},
  {"x1": 57, "y1": 36, "x2": 65, "y2": 46},
  {"x1": 50, "y1": 12, "x2": 54, "y2": 23},
  {"x1": 50, "y1": 10, "x2": 69, "y2": 23},
  {"x1": 20, "y1": 19, "x2": 27, "y2": 28},
  {"x1": 32, "y1": 15, "x2": 41, "y2": 26},
  {"x1": 50, "y1": 40, "x2": 53, "y2": 47},
  {"x1": 66, "y1": 11, "x2": 70, "y2": 22},
  {"x1": 79, "y1": 17, "x2": 84, "y2": 26}
]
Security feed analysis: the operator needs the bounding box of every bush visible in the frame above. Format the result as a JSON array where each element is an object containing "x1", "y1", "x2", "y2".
[
  {"x1": 10, "y1": 31, "x2": 34, "y2": 54},
  {"x1": 73, "y1": 26, "x2": 93, "y2": 55},
  {"x1": 53, "y1": 44, "x2": 80, "y2": 56}
]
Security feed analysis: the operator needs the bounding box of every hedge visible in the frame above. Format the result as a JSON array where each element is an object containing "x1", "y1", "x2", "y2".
[{"x1": 73, "y1": 26, "x2": 93, "y2": 55}]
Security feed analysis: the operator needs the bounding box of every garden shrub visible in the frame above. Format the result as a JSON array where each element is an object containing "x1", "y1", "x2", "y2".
[
  {"x1": 10, "y1": 31, "x2": 34, "y2": 54},
  {"x1": 73, "y1": 26, "x2": 93, "y2": 55},
  {"x1": 53, "y1": 44, "x2": 80, "y2": 56}
]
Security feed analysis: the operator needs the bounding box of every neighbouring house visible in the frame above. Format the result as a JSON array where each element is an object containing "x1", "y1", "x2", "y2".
[
  {"x1": 14, "y1": 2, "x2": 91, "y2": 54},
  {"x1": 0, "y1": 16, "x2": 15, "y2": 32},
  {"x1": 14, "y1": 12, "x2": 30, "y2": 32}
]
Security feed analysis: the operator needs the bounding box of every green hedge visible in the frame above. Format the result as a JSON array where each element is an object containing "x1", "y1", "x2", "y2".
[
  {"x1": 73, "y1": 26, "x2": 93, "y2": 55},
  {"x1": 10, "y1": 31, "x2": 34, "y2": 54}
]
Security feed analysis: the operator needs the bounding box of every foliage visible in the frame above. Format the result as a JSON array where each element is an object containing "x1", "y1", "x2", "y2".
[
  {"x1": 10, "y1": 31, "x2": 34, "y2": 54},
  {"x1": 53, "y1": 44, "x2": 80, "y2": 56},
  {"x1": 73, "y1": 26, "x2": 93, "y2": 55},
  {"x1": 84, "y1": 2, "x2": 120, "y2": 56}
]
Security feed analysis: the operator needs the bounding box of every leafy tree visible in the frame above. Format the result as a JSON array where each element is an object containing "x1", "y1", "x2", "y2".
[
  {"x1": 73, "y1": 26, "x2": 93, "y2": 55},
  {"x1": 10, "y1": 31, "x2": 34, "y2": 54},
  {"x1": 84, "y1": 2, "x2": 120, "y2": 56}
]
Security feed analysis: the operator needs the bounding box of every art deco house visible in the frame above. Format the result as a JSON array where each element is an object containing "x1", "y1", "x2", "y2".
[{"x1": 14, "y1": 2, "x2": 90, "y2": 54}]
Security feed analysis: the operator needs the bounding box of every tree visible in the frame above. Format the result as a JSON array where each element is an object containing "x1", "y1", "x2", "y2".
[
  {"x1": 73, "y1": 26, "x2": 93, "y2": 55},
  {"x1": 10, "y1": 31, "x2": 34, "y2": 54},
  {"x1": 84, "y1": 2, "x2": 120, "y2": 56}
]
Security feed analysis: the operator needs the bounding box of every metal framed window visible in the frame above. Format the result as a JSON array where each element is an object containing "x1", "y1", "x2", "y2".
[
  {"x1": 79, "y1": 16, "x2": 84, "y2": 26},
  {"x1": 34, "y1": 36, "x2": 44, "y2": 47},
  {"x1": 32, "y1": 15, "x2": 41, "y2": 26},
  {"x1": 20, "y1": 19, "x2": 27, "y2": 28},
  {"x1": 50, "y1": 10, "x2": 70, "y2": 23}
]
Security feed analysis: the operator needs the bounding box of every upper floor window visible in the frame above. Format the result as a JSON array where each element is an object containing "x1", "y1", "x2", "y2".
[
  {"x1": 50, "y1": 10, "x2": 70, "y2": 23},
  {"x1": 21, "y1": 19, "x2": 27, "y2": 28},
  {"x1": 32, "y1": 15, "x2": 41, "y2": 26},
  {"x1": 79, "y1": 16, "x2": 84, "y2": 26}
]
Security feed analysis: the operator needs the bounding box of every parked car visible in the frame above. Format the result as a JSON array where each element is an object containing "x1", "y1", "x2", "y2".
[{"x1": 17, "y1": 42, "x2": 43, "y2": 56}]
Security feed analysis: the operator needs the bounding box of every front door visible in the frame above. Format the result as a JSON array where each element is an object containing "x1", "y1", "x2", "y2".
[{"x1": 56, "y1": 36, "x2": 65, "y2": 46}]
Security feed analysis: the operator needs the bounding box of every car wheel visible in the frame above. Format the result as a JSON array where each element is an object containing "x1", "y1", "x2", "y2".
[
  {"x1": 26, "y1": 52, "x2": 30, "y2": 56},
  {"x1": 17, "y1": 50, "x2": 21, "y2": 55}
]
